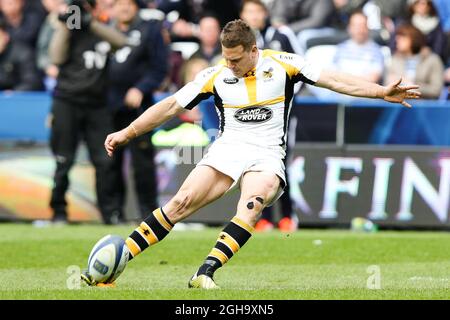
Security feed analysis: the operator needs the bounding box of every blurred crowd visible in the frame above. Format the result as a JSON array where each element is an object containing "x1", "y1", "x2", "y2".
[
  {"x1": 1, "y1": 0, "x2": 449, "y2": 227},
  {"x1": 0, "y1": 0, "x2": 449, "y2": 99}
]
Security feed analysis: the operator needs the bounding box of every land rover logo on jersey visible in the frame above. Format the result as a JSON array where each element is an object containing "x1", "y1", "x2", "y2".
[
  {"x1": 223, "y1": 77, "x2": 239, "y2": 84},
  {"x1": 234, "y1": 106, "x2": 273, "y2": 123}
]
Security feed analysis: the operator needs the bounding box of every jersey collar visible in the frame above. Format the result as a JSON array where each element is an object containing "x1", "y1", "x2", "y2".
[{"x1": 243, "y1": 49, "x2": 263, "y2": 78}]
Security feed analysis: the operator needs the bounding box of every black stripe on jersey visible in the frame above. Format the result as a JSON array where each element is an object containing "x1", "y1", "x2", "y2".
[
  {"x1": 297, "y1": 73, "x2": 316, "y2": 86},
  {"x1": 280, "y1": 72, "x2": 296, "y2": 148},
  {"x1": 213, "y1": 87, "x2": 225, "y2": 133},
  {"x1": 185, "y1": 92, "x2": 213, "y2": 110}
]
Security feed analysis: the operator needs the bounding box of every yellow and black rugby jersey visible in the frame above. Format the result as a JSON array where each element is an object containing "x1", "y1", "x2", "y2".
[{"x1": 174, "y1": 49, "x2": 322, "y2": 152}]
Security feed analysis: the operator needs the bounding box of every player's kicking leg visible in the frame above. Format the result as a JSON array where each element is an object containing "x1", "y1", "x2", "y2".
[
  {"x1": 189, "y1": 171, "x2": 281, "y2": 289},
  {"x1": 82, "y1": 165, "x2": 233, "y2": 286}
]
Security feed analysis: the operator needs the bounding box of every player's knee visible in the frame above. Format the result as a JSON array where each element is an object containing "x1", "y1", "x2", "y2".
[
  {"x1": 166, "y1": 189, "x2": 194, "y2": 221},
  {"x1": 262, "y1": 177, "x2": 279, "y2": 195}
]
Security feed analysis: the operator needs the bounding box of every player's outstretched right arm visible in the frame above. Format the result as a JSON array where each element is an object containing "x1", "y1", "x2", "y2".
[{"x1": 104, "y1": 95, "x2": 184, "y2": 157}]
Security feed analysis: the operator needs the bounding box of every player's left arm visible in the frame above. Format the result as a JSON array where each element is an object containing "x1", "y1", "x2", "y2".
[{"x1": 314, "y1": 70, "x2": 422, "y2": 108}]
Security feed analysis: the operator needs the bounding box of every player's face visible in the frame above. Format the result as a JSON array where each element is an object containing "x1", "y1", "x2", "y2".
[{"x1": 222, "y1": 44, "x2": 259, "y2": 78}]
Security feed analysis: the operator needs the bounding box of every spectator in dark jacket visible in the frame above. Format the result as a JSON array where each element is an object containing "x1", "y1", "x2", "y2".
[
  {"x1": 48, "y1": 0, "x2": 129, "y2": 224},
  {"x1": 0, "y1": 0, "x2": 43, "y2": 48},
  {"x1": 156, "y1": 0, "x2": 240, "y2": 41},
  {"x1": 0, "y1": 18, "x2": 42, "y2": 91},
  {"x1": 190, "y1": 14, "x2": 222, "y2": 63},
  {"x1": 240, "y1": 0, "x2": 297, "y2": 53},
  {"x1": 108, "y1": 0, "x2": 169, "y2": 221},
  {"x1": 270, "y1": 0, "x2": 335, "y2": 53}
]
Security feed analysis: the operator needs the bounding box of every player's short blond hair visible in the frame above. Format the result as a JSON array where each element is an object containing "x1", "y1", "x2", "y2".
[{"x1": 220, "y1": 19, "x2": 256, "y2": 51}]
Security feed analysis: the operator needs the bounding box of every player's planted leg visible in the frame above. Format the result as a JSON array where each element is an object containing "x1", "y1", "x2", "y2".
[{"x1": 189, "y1": 171, "x2": 280, "y2": 289}]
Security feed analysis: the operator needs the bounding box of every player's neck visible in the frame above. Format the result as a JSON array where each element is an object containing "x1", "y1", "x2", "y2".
[{"x1": 244, "y1": 50, "x2": 260, "y2": 76}]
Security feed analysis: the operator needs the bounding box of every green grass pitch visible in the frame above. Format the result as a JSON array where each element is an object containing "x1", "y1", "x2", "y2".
[{"x1": 0, "y1": 223, "x2": 449, "y2": 299}]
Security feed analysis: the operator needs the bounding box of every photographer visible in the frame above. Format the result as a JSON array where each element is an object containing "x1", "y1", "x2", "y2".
[
  {"x1": 108, "y1": 0, "x2": 168, "y2": 222},
  {"x1": 48, "y1": 0, "x2": 130, "y2": 224}
]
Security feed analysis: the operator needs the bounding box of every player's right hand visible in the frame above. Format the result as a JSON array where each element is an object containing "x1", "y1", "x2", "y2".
[{"x1": 104, "y1": 129, "x2": 131, "y2": 157}]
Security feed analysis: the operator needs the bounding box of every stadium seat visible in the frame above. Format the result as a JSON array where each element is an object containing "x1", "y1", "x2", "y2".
[
  {"x1": 380, "y1": 46, "x2": 392, "y2": 70},
  {"x1": 170, "y1": 42, "x2": 200, "y2": 60},
  {"x1": 304, "y1": 45, "x2": 337, "y2": 67}
]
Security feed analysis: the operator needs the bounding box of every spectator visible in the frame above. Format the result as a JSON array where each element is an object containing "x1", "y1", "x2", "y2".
[
  {"x1": 108, "y1": 0, "x2": 169, "y2": 222},
  {"x1": 0, "y1": 0, "x2": 43, "y2": 48},
  {"x1": 48, "y1": 0, "x2": 129, "y2": 224},
  {"x1": 96, "y1": 0, "x2": 115, "y2": 22},
  {"x1": 355, "y1": 1, "x2": 411, "y2": 47},
  {"x1": 406, "y1": 0, "x2": 447, "y2": 63},
  {"x1": 190, "y1": 14, "x2": 221, "y2": 63},
  {"x1": 156, "y1": 0, "x2": 240, "y2": 41},
  {"x1": 36, "y1": 0, "x2": 66, "y2": 91},
  {"x1": 385, "y1": 23, "x2": 443, "y2": 99},
  {"x1": 239, "y1": 0, "x2": 297, "y2": 232},
  {"x1": 240, "y1": 0, "x2": 296, "y2": 53},
  {"x1": 0, "y1": 17, "x2": 42, "y2": 91},
  {"x1": 305, "y1": 0, "x2": 368, "y2": 48},
  {"x1": 371, "y1": 0, "x2": 408, "y2": 20},
  {"x1": 333, "y1": 11, "x2": 385, "y2": 83},
  {"x1": 308, "y1": 11, "x2": 384, "y2": 99},
  {"x1": 270, "y1": 0, "x2": 335, "y2": 53}
]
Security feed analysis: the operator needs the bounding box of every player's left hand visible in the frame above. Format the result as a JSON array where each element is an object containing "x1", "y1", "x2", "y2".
[{"x1": 383, "y1": 78, "x2": 421, "y2": 108}]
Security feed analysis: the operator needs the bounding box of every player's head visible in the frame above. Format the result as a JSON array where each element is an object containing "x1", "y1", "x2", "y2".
[{"x1": 220, "y1": 19, "x2": 258, "y2": 78}]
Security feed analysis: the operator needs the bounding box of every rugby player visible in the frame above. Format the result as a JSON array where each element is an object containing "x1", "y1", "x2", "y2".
[{"x1": 84, "y1": 19, "x2": 421, "y2": 289}]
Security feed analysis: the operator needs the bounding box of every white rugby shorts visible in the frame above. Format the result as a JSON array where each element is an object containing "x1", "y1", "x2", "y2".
[{"x1": 197, "y1": 138, "x2": 286, "y2": 206}]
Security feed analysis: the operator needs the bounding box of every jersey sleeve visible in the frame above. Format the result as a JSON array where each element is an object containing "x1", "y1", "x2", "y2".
[
  {"x1": 266, "y1": 50, "x2": 322, "y2": 85},
  {"x1": 174, "y1": 66, "x2": 222, "y2": 110}
]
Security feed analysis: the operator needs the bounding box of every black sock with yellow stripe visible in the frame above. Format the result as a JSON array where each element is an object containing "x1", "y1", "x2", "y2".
[
  {"x1": 197, "y1": 216, "x2": 254, "y2": 278},
  {"x1": 125, "y1": 208, "x2": 174, "y2": 260}
]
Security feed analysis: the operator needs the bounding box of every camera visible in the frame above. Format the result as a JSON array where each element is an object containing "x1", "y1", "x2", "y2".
[
  {"x1": 65, "y1": 0, "x2": 96, "y2": 9},
  {"x1": 58, "y1": 0, "x2": 96, "y2": 30}
]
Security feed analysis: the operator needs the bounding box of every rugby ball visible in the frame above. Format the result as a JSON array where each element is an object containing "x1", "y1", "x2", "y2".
[{"x1": 87, "y1": 235, "x2": 129, "y2": 284}]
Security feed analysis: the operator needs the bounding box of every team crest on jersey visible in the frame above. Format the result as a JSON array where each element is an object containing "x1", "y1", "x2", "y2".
[
  {"x1": 234, "y1": 106, "x2": 273, "y2": 124},
  {"x1": 223, "y1": 77, "x2": 239, "y2": 84},
  {"x1": 263, "y1": 67, "x2": 273, "y2": 79}
]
